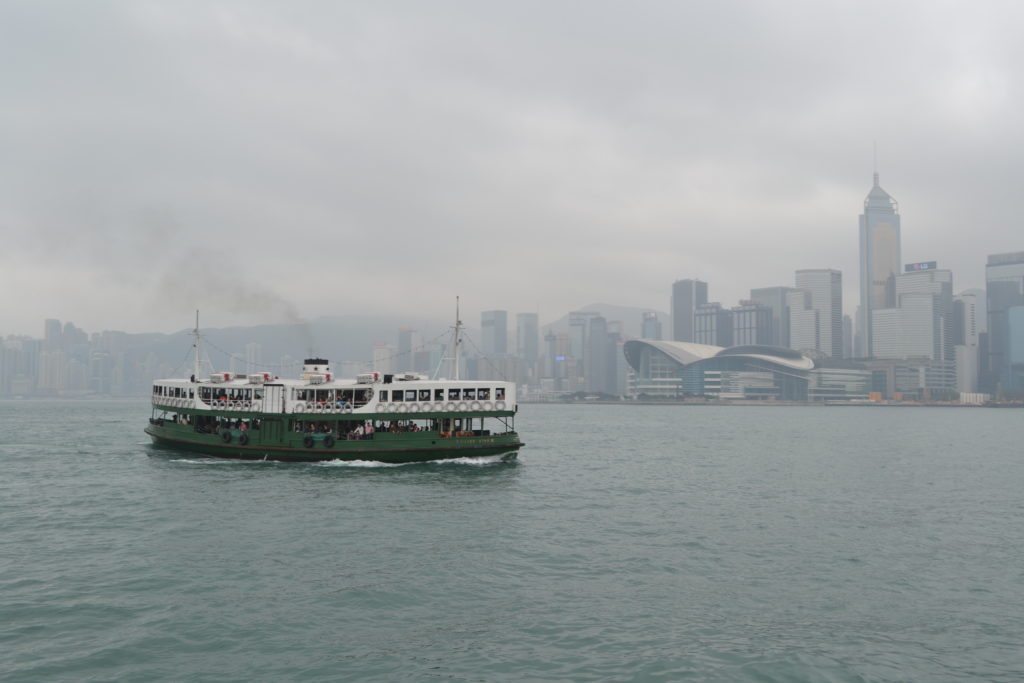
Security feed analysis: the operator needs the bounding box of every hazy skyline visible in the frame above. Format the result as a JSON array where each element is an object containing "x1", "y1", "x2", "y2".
[{"x1": 2, "y1": 1, "x2": 1021, "y2": 336}]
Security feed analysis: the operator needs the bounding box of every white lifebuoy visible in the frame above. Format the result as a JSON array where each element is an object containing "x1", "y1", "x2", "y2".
[
  {"x1": 470, "y1": 401, "x2": 482, "y2": 411},
  {"x1": 483, "y1": 402, "x2": 493, "y2": 411},
  {"x1": 445, "y1": 402, "x2": 456, "y2": 412},
  {"x1": 409, "y1": 403, "x2": 420, "y2": 413},
  {"x1": 386, "y1": 403, "x2": 397, "y2": 412},
  {"x1": 495, "y1": 401, "x2": 506, "y2": 411},
  {"x1": 434, "y1": 402, "x2": 444, "y2": 412},
  {"x1": 398, "y1": 404, "x2": 408, "y2": 413},
  {"x1": 457, "y1": 401, "x2": 469, "y2": 412},
  {"x1": 305, "y1": 401, "x2": 315, "y2": 411},
  {"x1": 242, "y1": 401, "x2": 251, "y2": 409}
]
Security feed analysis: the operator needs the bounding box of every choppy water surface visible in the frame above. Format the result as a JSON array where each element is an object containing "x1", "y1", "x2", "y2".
[{"x1": 2, "y1": 400, "x2": 1024, "y2": 681}]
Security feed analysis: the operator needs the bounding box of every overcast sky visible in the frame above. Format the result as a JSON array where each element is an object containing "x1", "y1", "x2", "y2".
[{"x1": 2, "y1": 1, "x2": 1020, "y2": 336}]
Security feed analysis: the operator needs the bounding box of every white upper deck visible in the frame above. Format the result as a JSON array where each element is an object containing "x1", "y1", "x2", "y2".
[{"x1": 151, "y1": 368, "x2": 517, "y2": 415}]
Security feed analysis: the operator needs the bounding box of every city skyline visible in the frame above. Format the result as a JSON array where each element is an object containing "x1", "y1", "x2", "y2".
[{"x1": 2, "y1": 3, "x2": 1023, "y2": 336}]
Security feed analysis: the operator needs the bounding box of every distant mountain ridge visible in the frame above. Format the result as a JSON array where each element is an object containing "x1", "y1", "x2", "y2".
[
  {"x1": 541, "y1": 303, "x2": 670, "y2": 340},
  {"x1": 156, "y1": 304, "x2": 668, "y2": 370}
]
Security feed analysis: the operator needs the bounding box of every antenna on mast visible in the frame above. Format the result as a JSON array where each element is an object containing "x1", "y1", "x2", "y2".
[
  {"x1": 873, "y1": 140, "x2": 879, "y2": 186},
  {"x1": 453, "y1": 296, "x2": 462, "y2": 381},
  {"x1": 192, "y1": 310, "x2": 201, "y2": 382},
  {"x1": 432, "y1": 297, "x2": 465, "y2": 381}
]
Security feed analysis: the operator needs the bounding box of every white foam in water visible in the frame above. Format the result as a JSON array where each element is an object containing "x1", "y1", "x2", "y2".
[
  {"x1": 170, "y1": 458, "x2": 274, "y2": 465},
  {"x1": 315, "y1": 453, "x2": 513, "y2": 468}
]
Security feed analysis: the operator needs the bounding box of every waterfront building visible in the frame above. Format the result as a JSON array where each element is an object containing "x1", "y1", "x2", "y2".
[
  {"x1": 954, "y1": 292, "x2": 981, "y2": 393},
  {"x1": 586, "y1": 316, "x2": 611, "y2": 394},
  {"x1": 623, "y1": 340, "x2": 869, "y2": 401},
  {"x1": 671, "y1": 279, "x2": 708, "y2": 342},
  {"x1": 858, "y1": 173, "x2": 901, "y2": 358},
  {"x1": 985, "y1": 252, "x2": 1024, "y2": 396}
]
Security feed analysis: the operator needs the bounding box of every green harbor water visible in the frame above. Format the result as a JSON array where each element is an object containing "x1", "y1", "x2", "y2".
[{"x1": 2, "y1": 400, "x2": 1023, "y2": 681}]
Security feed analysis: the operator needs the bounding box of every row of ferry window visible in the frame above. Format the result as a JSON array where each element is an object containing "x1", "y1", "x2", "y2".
[
  {"x1": 378, "y1": 387, "x2": 505, "y2": 402},
  {"x1": 153, "y1": 385, "x2": 195, "y2": 398},
  {"x1": 293, "y1": 389, "x2": 372, "y2": 402}
]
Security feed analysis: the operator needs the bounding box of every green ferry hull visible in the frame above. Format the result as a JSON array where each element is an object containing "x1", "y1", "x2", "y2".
[{"x1": 144, "y1": 422, "x2": 522, "y2": 464}]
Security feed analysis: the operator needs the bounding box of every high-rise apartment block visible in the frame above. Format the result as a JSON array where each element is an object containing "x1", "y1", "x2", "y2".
[{"x1": 671, "y1": 279, "x2": 708, "y2": 342}]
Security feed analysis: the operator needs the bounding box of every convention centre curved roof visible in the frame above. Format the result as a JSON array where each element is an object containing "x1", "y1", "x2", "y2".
[{"x1": 623, "y1": 340, "x2": 816, "y2": 372}]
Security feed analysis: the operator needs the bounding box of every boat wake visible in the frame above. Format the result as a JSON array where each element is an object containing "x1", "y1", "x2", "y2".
[{"x1": 315, "y1": 453, "x2": 516, "y2": 468}]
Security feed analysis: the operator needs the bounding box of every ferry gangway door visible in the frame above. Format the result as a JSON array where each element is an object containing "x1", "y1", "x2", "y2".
[{"x1": 262, "y1": 384, "x2": 286, "y2": 413}]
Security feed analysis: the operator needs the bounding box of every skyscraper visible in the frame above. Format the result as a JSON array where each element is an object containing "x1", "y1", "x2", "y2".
[
  {"x1": 872, "y1": 266, "x2": 953, "y2": 361},
  {"x1": 749, "y1": 286, "x2": 797, "y2": 347},
  {"x1": 641, "y1": 312, "x2": 662, "y2": 340},
  {"x1": 954, "y1": 292, "x2": 981, "y2": 393},
  {"x1": 731, "y1": 302, "x2": 773, "y2": 346},
  {"x1": 985, "y1": 252, "x2": 1024, "y2": 395},
  {"x1": 858, "y1": 173, "x2": 901, "y2": 358},
  {"x1": 694, "y1": 302, "x2": 733, "y2": 347},
  {"x1": 671, "y1": 279, "x2": 708, "y2": 342},
  {"x1": 515, "y1": 313, "x2": 539, "y2": 363},
  {"x1": 481, "y1": 310, "x2": 508, "y2": 356},
  {"x1": 793, "y1": 269, "x2": 843, "y2": 358}
]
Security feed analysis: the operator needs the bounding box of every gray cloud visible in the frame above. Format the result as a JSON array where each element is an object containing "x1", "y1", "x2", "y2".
[{"x1": 1, "y1": 0, "x2": 1021, "y2": 335}]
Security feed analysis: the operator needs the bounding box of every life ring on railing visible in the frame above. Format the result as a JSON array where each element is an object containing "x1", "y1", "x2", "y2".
[
  {"x1": 432, "y1": 402, "x2": 443, "y2": 412},
  {"x1": 398, "y1": 404, "x2": 408, "y2": 413},
  {"x1": 323, "y1": 435, "x2": 335, "y2": 448},
  {"x1": 445, "y1": 402, "x2": 457, "y2": 412},
  {"x1": 303, "y1": 435, "x2": 314, "y2": 449},
  {"x1": 470, "y1": 401, "x2": 482, "y2": 411},
  {"x1": 305, "y1": 401, "x2": 315, "y2": 411},
  {"x1": 239, "y1": 433, "x2": 250, "y2": 446},
  {"x1": 483, "y1": 402, "x2": 493, "y2": 411},
  {"x1": 495, "y1": 401, "x2": 506, "y2": 411},
  {"x1": 409, "y1": 403, "x2": 420, "y2": 413},
  {"x1": 221, "y1": 431, "x2": 232, "y2": 443},
  {"x1": 387, "y1": 403, "x2": 398, "y2": 412},
  {"x1": 457, "y1": 401, "x2": 469, "y2": 412},
  {"x1": 243, "y1": 401, "x2": 251, "y2": 409}
]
